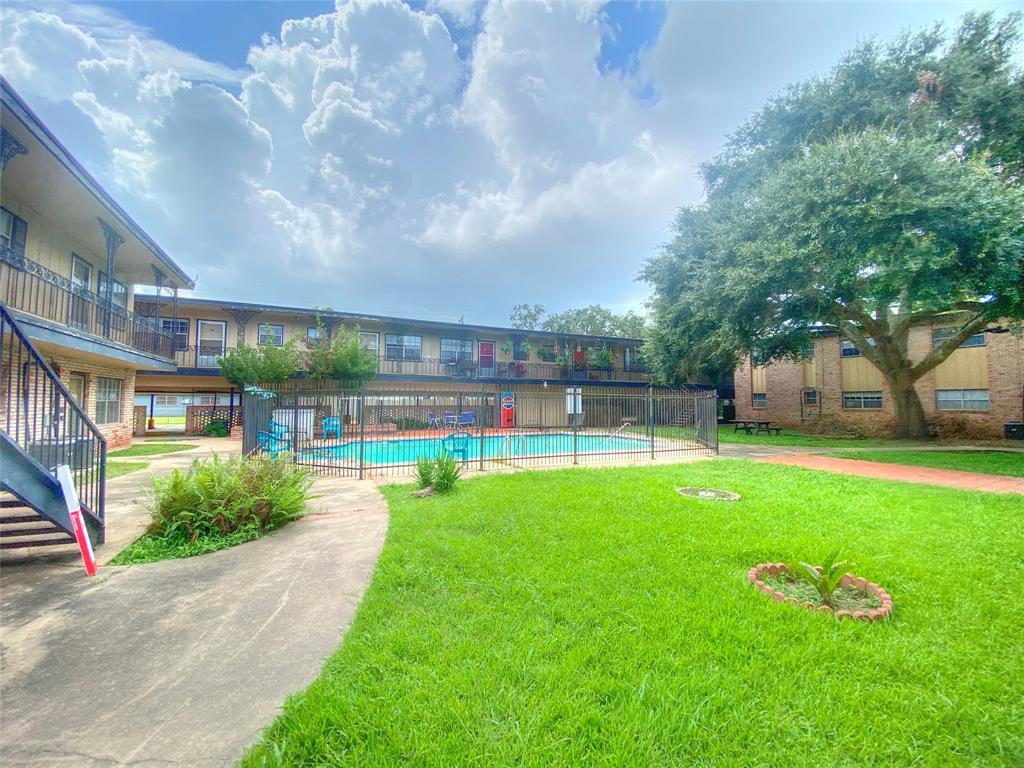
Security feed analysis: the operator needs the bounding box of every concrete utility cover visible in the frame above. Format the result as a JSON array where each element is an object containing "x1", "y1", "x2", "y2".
[
  {"x1": 0, "y1": 478, "x2": 388, "y2": 768},
  {"x1": 676, "y1": 487, "x2": 741, "y2": 501}
]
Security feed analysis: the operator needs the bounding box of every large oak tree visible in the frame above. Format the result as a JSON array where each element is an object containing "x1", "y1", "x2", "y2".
[{"x1": 643, "y1": 13, "x2": 1024, "y2": 437}]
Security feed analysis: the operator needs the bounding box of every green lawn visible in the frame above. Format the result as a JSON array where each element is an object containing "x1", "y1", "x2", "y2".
[
  {"x1": 107, "y1": 461, "x2": 149, "y2": 479},
  {"x1": 150, "y1": 415, "x2": 185, "y2": 425},
  {"x1": 240, "y1": 461, "x2": 1023, "y2": 767},
  {"x1": 830, "y1": 449, "x2": 1024, "y2": 478},
  {"x1": 109, "y1": 442, "x2": 196, "y2": 458},
  {"x1": 717, "y1": 426, "x2": 891, "y2": 447}
]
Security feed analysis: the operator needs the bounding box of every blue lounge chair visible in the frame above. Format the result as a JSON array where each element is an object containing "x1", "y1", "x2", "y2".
[
  {"x1": 456, "y1": 411, "x2": 476, "y2": 429},
  {"x1": 426, "y1": 411, "x2": 442, "y2": 429},
  {"x1": 442, "y1": 431, "x2": 472, "y2": 465},
  {"x1": 269, "y1": 420, "x2": 291, "y2": 438},
  {"x1": 257, "y1": 431, "x2": 292, "y2": 456},
  {"x1": 322, "y1": 417, "x2": 342, "y2": 439},
  {"x1": 442, "y1": 411, "x2": 456, "y2": 430}
]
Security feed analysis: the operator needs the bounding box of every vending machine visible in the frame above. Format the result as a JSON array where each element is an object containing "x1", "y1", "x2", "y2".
[{"x1": 500, "y1": 391, "x2": 515, "y2": 428}]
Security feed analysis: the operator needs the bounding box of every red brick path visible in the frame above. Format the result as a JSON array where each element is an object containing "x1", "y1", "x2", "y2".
[{"x1": 758, "y1": 455, "x2": 1024, "y2": 495}]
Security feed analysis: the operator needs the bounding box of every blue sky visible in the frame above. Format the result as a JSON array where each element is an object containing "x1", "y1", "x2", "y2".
[{"x1": 2, "y1": 1, "x2": 1020, "y2": 325}]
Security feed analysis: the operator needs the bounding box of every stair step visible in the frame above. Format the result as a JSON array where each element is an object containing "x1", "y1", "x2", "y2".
[
  {"x1": 0, "y1": 498, "x2": 33, "y2": 508},
  {"x1": 1, "y1": 535, "x2": 76, "y2": 549},
  {"x1": 0, "y1": 525, "x2": 67, "y2": 537},
  {"x1": 0, "y1": 513, "x2": 49, "y2": 524}
]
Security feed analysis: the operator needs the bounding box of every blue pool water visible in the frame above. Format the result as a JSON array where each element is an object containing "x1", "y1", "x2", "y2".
[{"x1": 304, "y1": 433, "x2": 651, "y2": 465}]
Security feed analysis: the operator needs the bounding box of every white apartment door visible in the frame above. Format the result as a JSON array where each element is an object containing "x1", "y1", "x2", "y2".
[
  {"x1": 69, "y1": 255, "x2": 93, "y2": 331},
  {"x1": 196, "y1": 320, "x2": 227, "y2": 368}
]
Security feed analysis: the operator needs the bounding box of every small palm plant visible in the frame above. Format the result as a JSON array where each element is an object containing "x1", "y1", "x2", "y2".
[
  {"x1": 414, "y1": 456, "x2": 435, "y2": 489},
  {"x1": 788, "y1": 551, "x2": 856, "y2": 608}
]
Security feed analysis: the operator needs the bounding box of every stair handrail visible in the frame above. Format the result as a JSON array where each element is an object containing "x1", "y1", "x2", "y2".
[
  {"x1": 1, "y1": 301, "x2": 107, "y2": 531},
  {"x1": 1, "y1": 301, "x2": 106, "y2": 449}
]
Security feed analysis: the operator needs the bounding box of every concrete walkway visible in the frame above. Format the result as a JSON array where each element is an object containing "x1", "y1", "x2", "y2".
[
  {"x1": 758, "y1": 454, "x2": 1024, "y2": 495},
  {"x1": 0, "y1": 475, "x2": 388, "y2": 767}
]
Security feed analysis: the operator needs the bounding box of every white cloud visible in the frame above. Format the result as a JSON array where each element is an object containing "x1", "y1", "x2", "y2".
[{"x1": 15, "y1": 0, "x2": 947, "y2": 321}]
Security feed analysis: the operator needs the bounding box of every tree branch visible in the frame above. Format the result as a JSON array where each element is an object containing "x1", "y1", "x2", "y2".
[{"x1": 910, "y1": 313, "x2": 990, "y2": 379}]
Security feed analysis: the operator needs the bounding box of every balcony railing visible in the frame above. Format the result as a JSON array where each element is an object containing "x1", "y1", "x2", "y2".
[
  {"x1": 0, "y1": 246, "x2": 175, "y2": 360},
  {"x1": 186, "y1": 345, "x2": 650, "y2": 383},
  {"x1": 378, "y1": 357, "x2": 650, "y2": 382}
]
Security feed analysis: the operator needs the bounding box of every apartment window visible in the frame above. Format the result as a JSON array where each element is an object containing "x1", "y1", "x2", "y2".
[
  {"x1": 95, "y1": 377, "x2": 123, "y2": 424},
  {"x1": 932, "y1": 328, "x2": 985, "y2": 349},
  {"x1": 802, "y1": 343, "x2": 815, "y2": 359},
  {"x1": 154, "y1": 395, "x2": 178, "y2": 407},
  {"x1": 512, "y1": 338, "x2": 530, "y2": 361},
  {"x1": 936, "y1": 389, "x2": 990, "y2": 411},
  {"x1": 752, "y1": 392, "x2": 767, "y2": 408},
  {"x1": 161, "y1": 319, "x2": 190, "y2": 351},
  {"x1": 97, "y1": 272, "x2": 127, "y2": 308},
  {"x1": 358, "y1": 331, "x2": 379, "y2": 353},
  {"x1": 843, "y1": 391, "x2": 883, "y2": 409},
  {"x1": 257, "y1": 323, "x2": 284, "y2": 347},
  {"x1": 803, "y1": 389, "x2": 819, "y2": 405},
  {"x1": 840, "y1": 340, "x2": 860, "y2": 357},
  {"x1": 70, "y1": 254, "x2": 93, "y2": 294},
  {"x1": 751, "y1": 349, "x2": 767, "y2": 366},
  {"x1": 306, "y1": 326, "x2": 322, "y2": 345},
  {"x1": 385, "y1": 334, "x2": 421, "y2": 361},
  {"x1": 624, "y1": 346, "x2": 644, "y2": 371},
  {"x1": 441, "y1": 338, "x2": 473, "y2": 363},
  {"x1": 195, "y1": 394, "x2": 217, "y2": 406},
  {"x1": 0, "y1": 207, "x2": 27, "y2": 256}
]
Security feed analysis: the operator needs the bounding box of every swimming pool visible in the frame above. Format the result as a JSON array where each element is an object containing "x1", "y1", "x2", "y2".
[{"x1": 303, "y1": 432, "x2": 652, "y2": 465}]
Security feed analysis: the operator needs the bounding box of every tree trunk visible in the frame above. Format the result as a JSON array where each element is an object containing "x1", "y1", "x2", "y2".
[{"x1": 888, "y1": 376, "x2": 928, "y2": 439}]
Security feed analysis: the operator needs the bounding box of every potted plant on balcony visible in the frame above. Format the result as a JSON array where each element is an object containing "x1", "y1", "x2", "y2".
[
  {"x1": 586, "y1": 345, "x2": 613, "y2": 372},
  {"x1": 500, "y1": 340, "x2": 530, "y2": 377}
]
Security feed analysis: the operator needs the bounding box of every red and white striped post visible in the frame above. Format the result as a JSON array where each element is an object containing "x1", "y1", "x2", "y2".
[{"x1": 56, "y1": 465, "x2": 97, "y2": 577}]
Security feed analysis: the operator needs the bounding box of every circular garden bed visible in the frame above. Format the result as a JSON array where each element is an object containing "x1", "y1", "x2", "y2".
[
  {"x1": 676, "y1": 487, "x2": 741, "y2": 501},
  {"x1": 748, "y1": 563, "x2": 893, "y2": 621}
]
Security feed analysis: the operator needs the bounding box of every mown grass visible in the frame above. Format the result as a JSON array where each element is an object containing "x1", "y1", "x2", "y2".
[
  {"x1": 106, "y1": 461, "x2": 149, "y2": 479},
  {"x1": 830, "y1": 449, "x2": 1024, "y2": 478},
  {"x1": 717, "y1": 426, "x2": 892, "y2": 447},
  {"x1": 109, "y1": 442, "x2": 196, "y2": 458},
  {"x1": 150, "y1": 415, "x2": 185, "y2": 425},
  {"x1": 240, "y1": 461, "x2": 1023, "y2": 767}
]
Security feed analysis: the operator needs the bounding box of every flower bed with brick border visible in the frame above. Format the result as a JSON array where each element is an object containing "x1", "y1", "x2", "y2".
[{"x1": 748, "y1": 562, "x2": 893, "y2": 621}]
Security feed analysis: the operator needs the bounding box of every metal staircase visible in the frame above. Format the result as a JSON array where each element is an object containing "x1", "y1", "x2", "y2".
[{"x1": 0, "y1": 302, "x2": 106, "y2": 549}]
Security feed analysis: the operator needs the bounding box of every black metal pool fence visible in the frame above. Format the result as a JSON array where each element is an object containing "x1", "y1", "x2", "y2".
[{"x1": 243, "y1": 382, "x2": 718, "y2": 477}]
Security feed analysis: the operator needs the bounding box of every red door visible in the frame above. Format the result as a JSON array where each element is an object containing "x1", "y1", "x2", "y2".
[{"x1": 479, "y1": 341, "x2": 495, "y2": 377}]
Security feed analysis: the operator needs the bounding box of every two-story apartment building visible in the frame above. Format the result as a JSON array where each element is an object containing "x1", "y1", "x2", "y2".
[
  {"x1": 1, "y1": 78, "x2": 193, "y2": 449},
  {"x1": 734, "y1": 321, "x2": 1024, "y2": 438},
  {"x1": 133, "y1": 296, "x2": 650, "y2": 427}
]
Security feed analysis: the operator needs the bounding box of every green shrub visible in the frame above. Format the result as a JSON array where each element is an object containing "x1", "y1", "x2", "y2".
[
  {"x1": 390, "y1": 417, "x2": 431, "y2": 431},
  {"x1": 414, "y1": 456, "x2": 435, "y2": 489},
  {"x1": 202, "y1": 420, "x2": 230, "y2": 437},
  {"x1": 431, "y1": 451, "x2": 462, "y2": 494},
  {"x1": 112, "y1": 453, "x2": 312, "y2": 564}
]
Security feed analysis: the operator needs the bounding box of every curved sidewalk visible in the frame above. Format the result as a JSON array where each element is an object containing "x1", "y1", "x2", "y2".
[
  {"x1": 758, "y1": 454, "x2": 1024, "y2": 495},
  {"x1": 0, "y1": 476, "x2": 388, "y2": 767}
]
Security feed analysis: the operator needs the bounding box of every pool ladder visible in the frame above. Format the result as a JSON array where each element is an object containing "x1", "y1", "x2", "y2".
[{"x1": 502, "y1": 434, "x2": 527, "y2": 458}]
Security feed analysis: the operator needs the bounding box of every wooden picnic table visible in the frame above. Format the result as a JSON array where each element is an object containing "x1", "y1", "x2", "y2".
[{"x1": 733, "y1": 420, "x2": 782, "y2": 436}]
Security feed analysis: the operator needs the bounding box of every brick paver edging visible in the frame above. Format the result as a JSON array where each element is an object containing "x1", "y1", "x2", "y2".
[
  {"x1": 758, "y1": 455, "x2": 1024, "y2": 495},
  {"x1": 748, "y1": 563, "x2": 893, "y2": 622}
]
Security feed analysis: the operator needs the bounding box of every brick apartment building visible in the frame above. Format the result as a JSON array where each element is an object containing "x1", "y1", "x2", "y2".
[{"x1": 734, "y1": 320, "x2": 1024, "y2": 438}]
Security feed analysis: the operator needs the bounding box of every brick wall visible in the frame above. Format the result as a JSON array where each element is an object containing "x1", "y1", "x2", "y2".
[
  {"x1": 48, "y1": 352, "x2": 138, "y2": 450},
  {"x1": 734, "y1": 326, "x2": 1024, "y2": 438}
]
